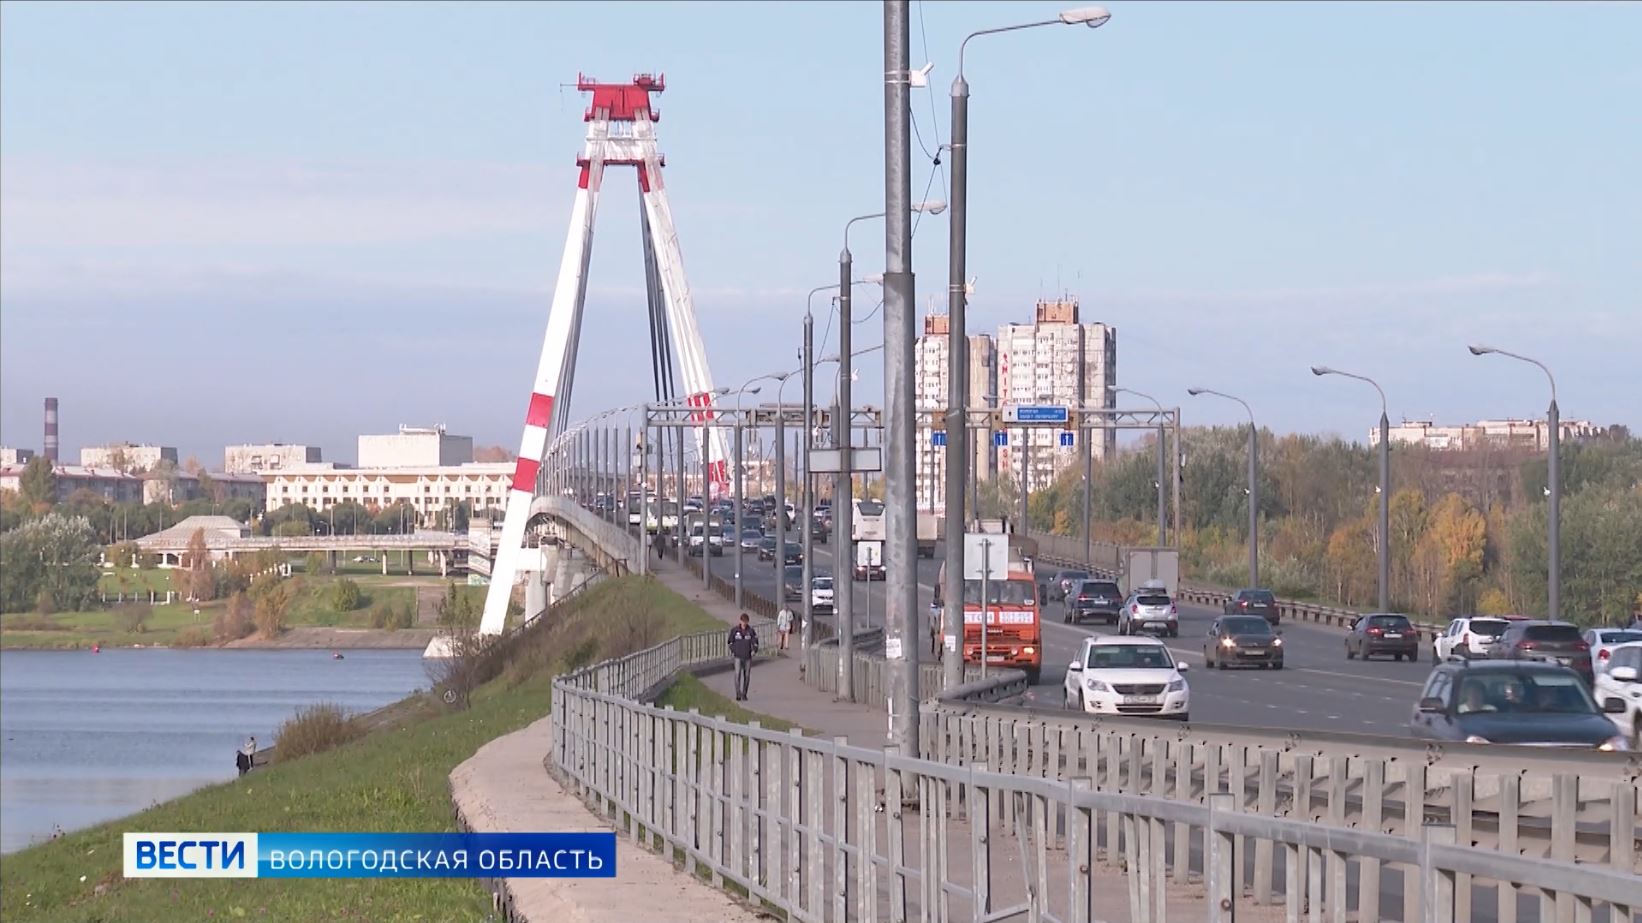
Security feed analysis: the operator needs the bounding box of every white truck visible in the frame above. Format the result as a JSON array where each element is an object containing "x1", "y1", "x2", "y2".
[
  {"x1": 1122, "y1": 547, "x2": 1180, "y2": 599},
  {"x1": 916, "y1": 511, "x2": 939, "y2": 559},
  {"x1": 851, "y1": 499, "x2": 887, "y2": 581}
]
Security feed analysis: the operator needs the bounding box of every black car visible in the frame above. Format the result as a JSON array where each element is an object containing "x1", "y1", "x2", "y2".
[
  {"x1": 1065, "y1": 579, "x2": 1123, "y2": 625},
  {"x1": 1346, "y1": 613, "x2": 1422, "y2": 662},
  {"x1": 781, "y1": 543, "x2": 803, "y2": 567},
  {"x1": 1410, "y1": 660, "x2": 1628, "y2": 750},
  {"x1": 1487, "y1": 621, "x2": 1594, "y2": 683},
  {"x1": 1224, "y1": 588, "x2": 1279, "y2": 625},
  {"x1": 1204, "y1": 615, "x2": 1285, "y2": 669},
  {"x1": 757, "y1": 537, "x2": 778, "y2": 561},
  {"x1": 782, "y1": 565, "x2": 805, "y2": 602},
  {"x1": 811, "y1": 517, "x2": 831, "y2": 541}
]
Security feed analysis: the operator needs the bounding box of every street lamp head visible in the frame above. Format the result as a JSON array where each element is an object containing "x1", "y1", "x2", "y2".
[
  {"x1": 1468, "y1": 344, "x2": 1495, "y2": 357},
  {"x1": 1186, "y1": 388, "x2": 1205, "y2": 397},
  {"x1": 1310, "y1": 365, "x2": 1332, "y2": 377},
  {"x1": 1060, "y1": 6, "x2": 1112, "y2": 27},
  {"x1": 913, "y1": 199, "x2": 948, "y2": 215}
]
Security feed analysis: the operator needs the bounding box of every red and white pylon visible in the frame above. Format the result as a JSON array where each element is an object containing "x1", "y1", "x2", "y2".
[{"x1": 480, "y1": 74, "x2": 727, "y2": 635}]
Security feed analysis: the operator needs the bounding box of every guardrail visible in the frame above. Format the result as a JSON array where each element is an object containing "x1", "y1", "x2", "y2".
[
  {"x1": 550, "y1": 623, "x2": 1641, "y2": 922},
  {"x1": 1028, "y1": 531, "x2": 1454, "y2": 643}
]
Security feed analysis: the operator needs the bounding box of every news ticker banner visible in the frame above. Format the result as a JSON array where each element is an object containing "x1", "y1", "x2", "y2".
[{"x1": 124, "y1": 832, "x2": 617, "y2": 879}]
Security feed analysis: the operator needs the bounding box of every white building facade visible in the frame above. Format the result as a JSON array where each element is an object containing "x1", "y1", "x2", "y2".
[
  {"x1": 912, "y1": 313, "x2": 996, "y2": 511},
  {"x1": 0, "y1": 447, "x2": 35, "y2": 466},
  {"x1": 996, "y1": 300, "x2": 1117, "y2": 493},
  {"x1": 224, "y1": 443, "x2": 323, "y2": 474},
  {"x1": 1373, "y1": 418, "x2": 1610, "y2": 452},
  {"x1": 262, "y1": 462, "x2": 512, "y2": 521},
  {"x1": 358, "y1": 425, "x2": 473, "y2": 468},
  {"x1": 79, "y1": 443, "x2": 178, "y2": 472}
]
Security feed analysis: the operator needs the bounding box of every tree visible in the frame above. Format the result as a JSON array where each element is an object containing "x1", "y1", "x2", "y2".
[
  {"x1": 251, "y1": 578, "x2": 294, "y2": 638},
  {"x1": 452, "y1": 500, "x2": 470, "y2": 533},
  {"x1": 473, "y1": 445, "x2": 511, "y2": 463},
  {"x1": 0, "y1": 513, "x2": 102, "y2": 613},
  {"x1": 215, "y1": 591, "x2": 255, "y2": 642},
  {"x1": 19, "y1": 457, "x2": 57, "y2": 510},
  {"x1": 1324, "y1": 515, "x2": 1376, "y2": 607},
  {"x1": 185, "y1": 528, "x2": 216, "y2": 602},
  {"x1": 331, "y1": 578, "x2": 362, "y2": 612}
]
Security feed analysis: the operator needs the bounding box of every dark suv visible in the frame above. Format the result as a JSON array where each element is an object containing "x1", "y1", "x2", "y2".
[
  {"x1": 1488, "y1": 621, "x2": 1593, "y2": 683},
  {"x1": 1224, "y1": 588, "x2": 1279, "y2": 625},
  {"x1": 1065, "y1": 579, "x2": 1123, "y2": 625},
  {"x1": 1410, "y1": 660, "x2": 1628, "y2": 750},
  {"x1": 1346, "y1": 613, "x2": 1421, "y2": 662}
]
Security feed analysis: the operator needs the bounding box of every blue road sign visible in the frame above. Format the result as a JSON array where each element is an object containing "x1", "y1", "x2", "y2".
[
  {"x1": 993, "y1": 432, "x2": 1008, "y2": 447},
  {"x1": 1059, "y1": 431, "x2": 1075, "y2": 447},
  {"x1": 1005, "y1": 405, "x2": 1070, "y2": 425},
  {"x1": 931, "y1": 431, "x2": 947, "y2": 447}
]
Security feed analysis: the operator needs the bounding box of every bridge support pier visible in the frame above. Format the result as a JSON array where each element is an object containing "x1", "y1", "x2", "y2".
[{"x1": 381, "y1": 554, "x2": 388, "y2": 576}]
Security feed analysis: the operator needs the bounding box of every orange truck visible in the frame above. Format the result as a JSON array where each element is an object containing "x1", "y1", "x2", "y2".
[{"x1": 933, "y1": 530, "x2": 1042, "y2": 683}]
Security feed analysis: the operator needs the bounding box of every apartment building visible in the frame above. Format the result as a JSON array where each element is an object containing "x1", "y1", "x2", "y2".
[{"x1": 996, "y1": 299, "x2": 1117, "y2": 493}]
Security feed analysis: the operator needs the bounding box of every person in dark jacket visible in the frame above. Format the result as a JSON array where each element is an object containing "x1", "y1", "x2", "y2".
[{"x1": 727, "y1": 613, "x2": 759, "y2": 701}]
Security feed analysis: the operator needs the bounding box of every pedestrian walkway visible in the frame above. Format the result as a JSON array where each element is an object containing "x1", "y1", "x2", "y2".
[
  {"x1": 647, "y1": 555, "x2": 891, "y2": 748},
  {"x1": 449, "y1": 715, "x2": 766, "y2": 923}
]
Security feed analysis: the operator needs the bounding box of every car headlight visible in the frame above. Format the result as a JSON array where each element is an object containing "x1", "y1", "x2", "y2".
[
  {"x1": 1599, "y1": 735, "x2": 1630, "y2": 752},
  {"x1": 1085, "y1": 679, "x2": 1110, "y2": 692},
  {"x1": 1166, "y1": 679, "x2": 1185, "y2": 693},
  {"x1": 1464, "y1": 735, "x2": 1490, "y2": 744},
  {"x1": 1022, "y1": 646, "x2": 1035, "y2": 655},
  {"x1": 1221, "y1": 638, "x2": 1237, "y2": 648},
  {"x1": 1272, "y1": 637, "x2": 1283, "y2": 646}
]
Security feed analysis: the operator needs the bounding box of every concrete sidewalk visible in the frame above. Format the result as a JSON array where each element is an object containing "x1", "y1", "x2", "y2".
[
  {"x1": 449, "y1": 715, "x2": 766, "y2": 923},
  {"x1": 648, "y1": 556, "x2": 891, "y2": 748}
]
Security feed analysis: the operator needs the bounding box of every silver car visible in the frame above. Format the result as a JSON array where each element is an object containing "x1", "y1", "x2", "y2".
[{"x1": 1118, "y1": 585, "x2": 1179, "y2": 638}]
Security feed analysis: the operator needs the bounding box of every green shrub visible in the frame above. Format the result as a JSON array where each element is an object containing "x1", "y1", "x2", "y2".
[
  {"x1": 173, "y1": 626, "x2": 215, "y2": 647},
  {"x1": 116, "y1": 605, "x2": 152, "y2": 634},
  {"x1": 2, "y1": 615, "x2": 64, "y2": 631},
  {"x1": 274, "y1": 703, "x2": 364, "y2": 761},
  {"x1": 331, "y1": 578, "x2": 361, "y2": 612}
]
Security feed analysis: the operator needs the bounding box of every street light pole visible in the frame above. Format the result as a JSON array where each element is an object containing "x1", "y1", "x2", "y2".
[
  {"x1": 1188, "y1": 387, "x2": 1259, "y2": 587},
  {"x1": 1469, "y1": 345, "x2": 1561, "y2": 620},
  {"x1": 944, "y1": 5, "x2": 1111, "y2": 689},
  {"x1": 1311, "y1": 366, "x2": 1390, "y2": 611}
]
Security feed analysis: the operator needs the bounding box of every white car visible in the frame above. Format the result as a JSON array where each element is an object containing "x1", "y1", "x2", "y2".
[
  {"x1": 810, "y1": 575, "x2": 835, "y2": 614},
  {"x1": 1063, "y1": 635, "x2": 1190, "y2": 720},
  {"x1": 1585, "y1": 628, "x2": 1642, "y2": 675},
  {"x1": 1593, "y1": 642, "x2": 1642, "y2": 746},
  {"x1": 1435, "y1": 616, "x2": 1514, "y2": 660}
]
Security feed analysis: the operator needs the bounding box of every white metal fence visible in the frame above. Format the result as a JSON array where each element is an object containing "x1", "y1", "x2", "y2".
[{"x1": 549, "y1": 624, "x2": 1642, "y2": 923}]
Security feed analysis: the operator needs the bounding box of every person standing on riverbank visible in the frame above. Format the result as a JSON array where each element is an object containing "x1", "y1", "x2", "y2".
[{"x1": 237, "y1": 737, "x2": 256, "y2": 776}]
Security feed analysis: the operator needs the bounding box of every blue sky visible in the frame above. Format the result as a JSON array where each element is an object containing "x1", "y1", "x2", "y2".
[{"x1": 2, "y1": 1, "x2": 1638, "y2": 465}]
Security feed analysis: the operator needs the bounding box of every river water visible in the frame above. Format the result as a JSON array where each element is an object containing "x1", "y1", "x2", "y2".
[{"x1": 0, "y1": 648, "x2": 430, "y2": 854}]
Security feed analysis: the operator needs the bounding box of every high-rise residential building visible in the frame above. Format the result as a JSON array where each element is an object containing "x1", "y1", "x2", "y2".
[
  {"x1": 79, "y1": 443, "x2": 179, "y2": 472},
  {"x1": 996, "y1": 299, "x2": 1117, "y2": 493},
  {"x1": 358, "y1": 425, "x2": 473, "y2": 468},
  {"x1": 224, "y1": 443, "x2": 324, "y2": 474},
  {"x1": 912, "y1": 313, "x2": 996, "y2": 511}
]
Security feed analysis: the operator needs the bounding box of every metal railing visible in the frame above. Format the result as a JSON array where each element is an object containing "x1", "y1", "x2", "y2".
[{"x1": 549, "y1": 624, "x2": 1642, "y2": 923}]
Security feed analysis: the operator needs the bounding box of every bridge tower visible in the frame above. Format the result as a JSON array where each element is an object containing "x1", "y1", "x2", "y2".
[{"x1": 479, "y1": 74, "x2": 727, "y2": 635}]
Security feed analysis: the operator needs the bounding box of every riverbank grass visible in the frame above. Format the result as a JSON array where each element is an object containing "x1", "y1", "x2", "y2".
[{"x1": 0, "y1": 574, "x2": 723, "y2": 923}]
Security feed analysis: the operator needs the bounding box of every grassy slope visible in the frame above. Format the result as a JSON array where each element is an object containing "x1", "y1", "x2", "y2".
[
  {"x1": 0, "y1": 575, "x2": 724, "y2": 923},
  {"x1": 1, "y1": 579, "x2": 418, "y2": 649}
]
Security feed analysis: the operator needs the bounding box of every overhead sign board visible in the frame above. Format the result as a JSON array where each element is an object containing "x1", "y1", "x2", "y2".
[
  {"x1": 809, "y1": 447, "x2": 883, "y2": 474},
  {"x1": 962, "y1": 532, "x2": 1007, "y2": 581},
  {"x1": 1003, "y1": 405, "x2": 1070, "y2": 425}
]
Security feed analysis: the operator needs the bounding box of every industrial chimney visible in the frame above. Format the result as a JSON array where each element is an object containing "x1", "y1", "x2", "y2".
[{"x1": 44, "y1": 397, "x2": 59, "y2": 463}]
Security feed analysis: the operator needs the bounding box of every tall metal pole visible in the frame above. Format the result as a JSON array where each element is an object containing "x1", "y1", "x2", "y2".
[
  {"x1": 1171, "y1": 409, "x2": 1182, "y2": 546},
  {"x1": 734, "y1": 422, "x2": 745, "y2": 608},
  {"x1": 941, "y1": 52, "x2": 971, "y2": 690},
  {"x1": 883, "y1": 0, "x2": 919, "y2": 755},
  {"x1": 1155, "y1": 424, "x2": 1166, "y2": 545},
  {"x1": 1247, "y1": 419, "x2": 1259, "y2": 588},
  {"x1": 836, "y1": 254, "x2": 856, "y2": 701},
  {"x1": 702, "y1": 417, "x2": 713, "y2": 588},
  {"x1": 1082, "y1": 418, "x2": 1093, "y2": 564},
  {"x1": 774, "y1": 408, "x2": 789, "y2": 619},
  {"x1": 1018, "y1": 437, "x2": 1030, "y2": 529},
  {"x1": 1547, "y1": 398, "x2": 1560, "y2": 622},
  {"x1": 637, "y1": 421, "x2": 649, "y2": 576},
  {"x1": 801, "y1": 314, "x2": 815, "y2": 659},
  {"x1": 1378, "y1": 411, "x2": 1390, "y2": 611},
  {"x1": 674, "y1": 424, "x2": 686, "y2": 563}
]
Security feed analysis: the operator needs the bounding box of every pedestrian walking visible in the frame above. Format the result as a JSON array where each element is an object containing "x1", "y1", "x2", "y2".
[
  {"x1": 237, "y1": 736, "x2": 257, "y2": 776},
  {"x1": 727, "y1": 613, "x2": 759, "y2": 701},
  {"x1": 653, "y1": 531, "x2": 666, "y2": 561},
  {"x1": 775, "y1": 605, "x2": 795, "y2": 653}
]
